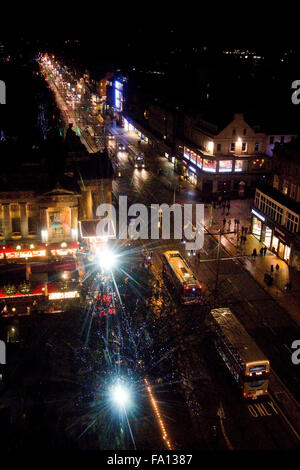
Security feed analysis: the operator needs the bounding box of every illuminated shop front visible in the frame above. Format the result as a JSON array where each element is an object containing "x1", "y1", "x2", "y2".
[
  {"x1": 261, "y1": 225, "x2": 272, "y2": 249},
  {"x1": 252, "y1": 215, "x2": 262, "y2": 239},
  {"x1": 251, "y1": 209, "x2": 292, "y2": 264},
  {"x1": 272, "y1": 228, "x2": 292, "y2": 263},
  {"x1": 0, "y1": 245, "x2": 47, "y2": 260},
  {"x1": 123, "y1": 118, "x2": 148, "y2": 142},
  {"x1": 183, "y1": 147, "x2": 202, "y2": 168}
]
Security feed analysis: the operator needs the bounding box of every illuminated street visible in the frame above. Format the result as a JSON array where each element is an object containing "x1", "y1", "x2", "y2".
[{"x1": 0, "y1": 35, "x2": 300, "y2": 455}]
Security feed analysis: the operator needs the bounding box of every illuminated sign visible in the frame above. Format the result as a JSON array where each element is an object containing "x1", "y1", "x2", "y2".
[
  {"x1": 51, "y1": 249, "x2": 76, "y2": 256},
  {"x1": 251, "y1": 209, "x2": 265, "y2": 222},
  {"x1": 5, "y1": 250, "x2": 46, "y2": 259},
  {"x1": 49, "y1": 291, "x2": 79, "y2": 300}
]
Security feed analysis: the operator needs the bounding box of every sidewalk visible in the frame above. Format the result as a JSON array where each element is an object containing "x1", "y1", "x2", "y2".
[{"x1": 201, "y1": 198, "x2": 300, "y2": 327}]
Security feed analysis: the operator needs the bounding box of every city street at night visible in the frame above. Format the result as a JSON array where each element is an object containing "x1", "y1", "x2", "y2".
[{"x1": 0, "y1": 31, "x2": 300, "y2": 461}]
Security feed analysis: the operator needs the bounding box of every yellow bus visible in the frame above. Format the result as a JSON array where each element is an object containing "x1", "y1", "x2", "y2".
[
  {"x1": 208, "y1": 308, "x2": 270, "y2": 399},
  {"x1": 162, "y1": 250, "x2": 203, "y2": 304}
]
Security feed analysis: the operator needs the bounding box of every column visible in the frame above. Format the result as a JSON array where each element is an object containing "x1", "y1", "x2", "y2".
[
  {"x1": 40, "y1": 207, "x2": 48, "y2": 230},
  {"x1": 20, "y1": 203, "x2": 28, "y2": 238},
  {"x1": 40, "y1": 207, "x2": 48, "y2": 242},
  {"x1": 71, "y1": 206, "x2": 78, "y2": 240},
  {"x1": 3, "y1": 203, "x2": 12, "y2": 240},
  {"x1": 86, "y1": 189, "x2": 93, "y2": 219}
]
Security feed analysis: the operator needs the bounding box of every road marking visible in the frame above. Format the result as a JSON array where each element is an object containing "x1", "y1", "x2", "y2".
[
  {"x1": 217, "y1": 403, "x2": 234, "y2": 450},
  {"x1": 248, "y1": 401, "x2": 278, "y2": 418}
]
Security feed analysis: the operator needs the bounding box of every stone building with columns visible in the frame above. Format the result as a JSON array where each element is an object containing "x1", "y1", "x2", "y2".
[
  {"x1": 0, "y1": 185, "x2": 80, "y2": 245},
  {"x1": 0, "y1": 146, "x2": 114, "y2": 248}
]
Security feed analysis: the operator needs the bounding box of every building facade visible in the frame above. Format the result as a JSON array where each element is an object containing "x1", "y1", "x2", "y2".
[
  {"x1": 251, "y1": 140, "x2": 300, "y2": 267},
  {"x1": 175, "y1": 113, "x2": 275, "y2": 197}
]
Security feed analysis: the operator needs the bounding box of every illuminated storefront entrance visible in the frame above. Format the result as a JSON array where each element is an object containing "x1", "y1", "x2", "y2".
[
  {"x1": 251, "y1": 210, "x2": 293, "y2": 265},
  {"x1": 252, "y1": 217, "x2": 262, "y2": 240},
  {"x1": 261, "y1": 225, "x2": 272, "y2": 248},
  {"x1": 271, "y1": 236, "x2": 279, "y2": 252}
]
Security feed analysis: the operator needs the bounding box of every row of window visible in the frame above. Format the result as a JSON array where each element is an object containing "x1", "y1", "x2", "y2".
[
  {"x1": 184, "y1": 147, "x2": 245, "y2": 172},
  {"x1": 255, "y1": 192, "x2": 299, "y2": 233},
  {"x1": 269, "y1": 136, "x2": 286, "y2": 144},
  {"x1": 0, "y1": 217, "x2": 38, "y2": 235},
  {"x1": 229, "y1": 142, "x2": 259, "y2": 152}
]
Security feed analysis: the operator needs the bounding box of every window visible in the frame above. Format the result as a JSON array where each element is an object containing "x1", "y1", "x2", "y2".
[
  {"x1": 283, "y1": 180, "x2": 289, "y2": 195},
  {"x1": 189, "y1": 151, "x2": 197, "y2": 165},
  {"x1": 219, "y1": 160, "x2": 233, "y2": 172},
  {"x1": 217, "y1": 143, "x2": 221, "y2": 152},
  {"x1": 230, "y1": 143, "x2": 235, "y2": 152},
  {"x1": 255, "y1": 142, "x2": 259, "y2": 152},
  {"x1": 234, "y1": 160, "x2": 244, "y2": 172},
  {"x1": 184, "y1": 147, "x2": 190, "y2": 160},
  {"x1": 291, "y1": 184, "x2": 297, "y2": 200},
  {"x1": 286, "y1": 212, "x2": 298, "y2": 233},
  {"x1": 0, "y1": 218, "x2": 4, "y2": 236},
  {"x1": 28, "y1": 217, "x2": 38, "y2": 233},
  {"x1": 12, "y1": 218, "x2": 20, "y2": 233},
  {"x1": 242, "y1": 142, "x2": 247, "y2": 152},
  {"x1": 232, "y1": 129, "x2": 236, "y2": 136},
  {"x1": 243, "y1": 129, "x2": 247, "y2": 135},
  {"x1": 270, "y1": 136, "x2": 274, "y2": 144},
  {"x1": 202, "y1": 159, "x2": 217, "y2": 172}
]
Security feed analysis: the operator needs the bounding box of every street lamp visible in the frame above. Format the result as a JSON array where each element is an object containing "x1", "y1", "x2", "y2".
[
  {"x1": 110, "y1": 382, "x2": 131, "y2": 409},
  {"x1": 96, "y1": 248, "x2": 117, "y2": 271}
]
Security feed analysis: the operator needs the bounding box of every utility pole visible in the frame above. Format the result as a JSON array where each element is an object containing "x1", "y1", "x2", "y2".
[{"x1": 214, "y1": 228, "x2": 222, "y2": 303}]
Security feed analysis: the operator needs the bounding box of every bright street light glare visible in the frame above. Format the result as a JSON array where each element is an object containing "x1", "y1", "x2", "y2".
[
  {"x1": 97, "y1": 248, "x2": 117, "y2": 270},
  {"x1": 110, "y1": 383, "x2": 131, "y2": 408}
]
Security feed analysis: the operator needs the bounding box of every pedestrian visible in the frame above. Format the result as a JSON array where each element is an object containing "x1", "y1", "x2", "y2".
[
  {"x1": 260, "y1": 247, "x2": 264, "y2": 256},
  {"x1": 245, "y1": 227, "x2": 248, "y2": 235},
  {"x1": 197, "y1": 251, "x2": 201, "y2": 262},
  {"x1": 223, "y1": 218, "x2": 226, "y2": 228},
  {"x1": 241, "y1": 226, "x2": 244, "y2": 235},
  {"x1": 252, "y1": 248, "x2": 257, "y2": 258},
  {"x1": 270, "y1": 264, "x2": 274, "y2": 273},
  {"x1": 276, "y1": 263, "x2": 280, "y2": 272},
  {"x1": 263, "y1": 246, "x2": 267, "y2": 256},
  {"x1": 243, "y1": 235, "x2": 247, "y2": 244}
]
